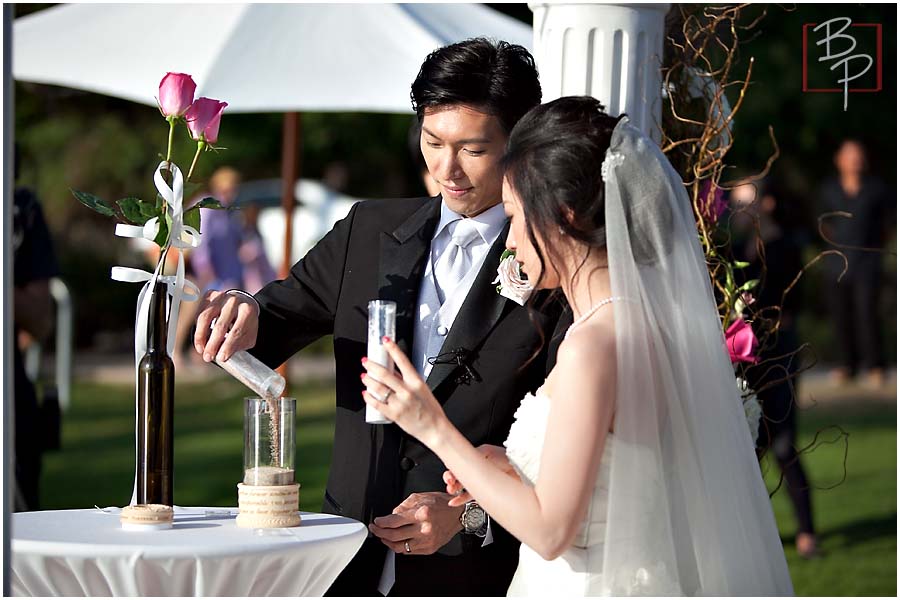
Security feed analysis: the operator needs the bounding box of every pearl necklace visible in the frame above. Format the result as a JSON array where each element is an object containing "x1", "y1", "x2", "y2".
[{"x1": 565, "y1": 296, "x2": 625, "y2": 340}]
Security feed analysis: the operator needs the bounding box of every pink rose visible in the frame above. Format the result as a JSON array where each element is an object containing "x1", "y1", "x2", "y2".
[
  {"x1": 725, "y1": 318, "x2": 759, "y2": 364},
  {"x1": 185, "y1": 98, "x2": 228, "y2": 144},
  {"x1": 158, "y1": 72, "x2": 196, "y2": 118}
]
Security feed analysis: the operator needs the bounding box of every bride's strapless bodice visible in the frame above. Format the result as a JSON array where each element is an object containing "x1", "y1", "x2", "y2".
[{"x1": 503, "y1": 388, "x2": 613, "y2": 549}]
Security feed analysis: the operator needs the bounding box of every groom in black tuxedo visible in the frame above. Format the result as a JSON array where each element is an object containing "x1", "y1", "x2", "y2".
[{"x1": 194, "y1": 38, "x2": 567, "y2": 596}]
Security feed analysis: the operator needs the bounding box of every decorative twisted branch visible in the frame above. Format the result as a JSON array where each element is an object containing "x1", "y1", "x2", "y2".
[{"x1": 661, "y1": 4, "x2": 851, "y2": 493}]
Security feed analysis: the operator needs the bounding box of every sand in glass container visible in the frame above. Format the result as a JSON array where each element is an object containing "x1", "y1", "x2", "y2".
[
  {"x1": 236, "y1": 397, "x2": 301, "y2": 528},
  {"x1": 216, "y1": 350, "x2": 285, "y2": 401}
]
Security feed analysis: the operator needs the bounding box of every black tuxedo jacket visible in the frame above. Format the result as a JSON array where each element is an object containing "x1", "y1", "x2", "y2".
[{"x1": 252, "y1": 195, "x2": 569, "y2": 596}]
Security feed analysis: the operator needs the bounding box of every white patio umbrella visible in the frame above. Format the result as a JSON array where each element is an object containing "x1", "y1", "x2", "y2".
[
  {"x1": 13, "y1": 2, "x2": 532, "y2": 272},
  {"x1": 15, "y1": 2, "x2": 532, "y2": 392},
  {"x1": 14, "y1": 3, "x2": 532, "y2": 113}
]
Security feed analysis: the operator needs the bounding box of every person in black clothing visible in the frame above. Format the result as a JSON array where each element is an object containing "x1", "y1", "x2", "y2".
[
  {"x1": 818, "y1": 139, "x2": 895, "y2": 387},
  {"x1": 13, "y1": 147, "x2": 60, "y2": 511},
  {"x1": 731, "y1": 180, "x2": 818, "y2": 558}
]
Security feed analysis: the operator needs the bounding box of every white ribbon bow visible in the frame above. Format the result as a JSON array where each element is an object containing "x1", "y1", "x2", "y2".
[
  {"x1": 111, "y1": 161, "x2": 202, "y2": 359},
  {"x1": 110, "y1": 161, "x2": 203, "y2": 505}
]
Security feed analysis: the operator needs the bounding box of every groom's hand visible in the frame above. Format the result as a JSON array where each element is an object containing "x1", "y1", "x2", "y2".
[
  {"x1": 193, "y1": 290, "x2": 259, "y2": 362},
  {"x1": 368, "y1": 492, "x2": 464, "y2": 555}
]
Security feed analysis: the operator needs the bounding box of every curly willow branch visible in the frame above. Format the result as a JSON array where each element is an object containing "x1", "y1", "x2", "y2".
[
  {"x1": 818, "y1": 211, "x2": 900, "y2": 256},
  {"x1": 661, "y1": 4, "x2": 853, "y2": 479}
]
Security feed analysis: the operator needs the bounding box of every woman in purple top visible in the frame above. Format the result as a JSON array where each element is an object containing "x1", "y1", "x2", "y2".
[{"x1": 192, "y1": 167, "x2": 245, "y2": 293}]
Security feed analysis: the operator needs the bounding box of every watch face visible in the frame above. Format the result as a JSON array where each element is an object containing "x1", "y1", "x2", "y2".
[{"x1": 464, "y1": 505, "x2": 486, "y2": 530}]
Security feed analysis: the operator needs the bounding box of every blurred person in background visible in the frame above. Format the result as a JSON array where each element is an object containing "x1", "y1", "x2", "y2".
[
  {"x1": 191, "y1": 166, "x2": 245, "y2": 293},
  {"x1": 238, "y1": 202, "x2": 277, "y2": 295},
  {"x1": 13, "y1": 145, "x2": 60, "y2": 511},
  {"x1": 173, "y1": 166, "x2": 244, "y2": 367},
  {"x1": 732, "y1": 179, "x2": 818, "y2": 558},
  {"x1": 818, "y1": 139, "x2": 895, "y2": 387}
]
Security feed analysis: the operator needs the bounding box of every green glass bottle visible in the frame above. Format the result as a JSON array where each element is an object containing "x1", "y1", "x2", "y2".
[{"x1": 136, "y1": 281, "x2": 174, "y2": 505}]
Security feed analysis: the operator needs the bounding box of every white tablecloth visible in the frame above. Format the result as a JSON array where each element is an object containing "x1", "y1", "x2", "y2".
[{"x1": 11, "y1": 507, "x2": 366, "y2": 596}]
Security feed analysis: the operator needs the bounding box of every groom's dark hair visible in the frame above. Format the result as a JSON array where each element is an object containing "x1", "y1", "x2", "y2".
[{"x1": 410, "y1": 38, "x2": 541, "y2": 134}]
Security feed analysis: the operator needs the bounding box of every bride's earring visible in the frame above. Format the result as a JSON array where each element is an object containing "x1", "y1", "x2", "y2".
[{"x1": 558, "y1": 225, "x2": 564, "y2": 235}]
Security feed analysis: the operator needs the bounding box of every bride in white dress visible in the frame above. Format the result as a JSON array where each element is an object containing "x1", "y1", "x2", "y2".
[{"x1": 362, "y1": 96, "x2": 794, "y2": 596}]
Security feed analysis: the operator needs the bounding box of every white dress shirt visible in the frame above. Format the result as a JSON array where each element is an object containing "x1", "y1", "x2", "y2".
[{"x1": 411, "y1": 201, "x2": 508, "y2": 377}]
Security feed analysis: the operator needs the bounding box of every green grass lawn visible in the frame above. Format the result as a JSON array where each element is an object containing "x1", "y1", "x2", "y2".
[
  {"x1": 38, "y1": 380, "x2": 896, "y2": 596},
  {"x1": 39, "y1": 378, "x2": 337, "y2": 512},
  {"x1": 762, "y1": 401, "x2": 897, "y2": 596}
]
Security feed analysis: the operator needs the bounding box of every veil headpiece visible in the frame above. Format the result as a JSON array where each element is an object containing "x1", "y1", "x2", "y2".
[{"x1": 596, "y1": 117, "x2": 793, "y2": 595}]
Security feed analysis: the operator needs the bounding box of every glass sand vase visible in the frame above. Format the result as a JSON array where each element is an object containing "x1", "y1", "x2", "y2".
[{"x1": 236, "y1": 397, "x2": 301, "y2": 528}]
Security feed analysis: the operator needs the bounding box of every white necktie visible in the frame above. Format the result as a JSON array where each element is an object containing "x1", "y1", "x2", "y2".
[{"x1": 433, "y1": 218, "x2": 480, "y2": 305}]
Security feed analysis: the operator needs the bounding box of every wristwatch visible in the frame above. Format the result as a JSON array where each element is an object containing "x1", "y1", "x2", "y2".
[{"x1": 459, "y1": 501, "x2": 488, "y2": 537}]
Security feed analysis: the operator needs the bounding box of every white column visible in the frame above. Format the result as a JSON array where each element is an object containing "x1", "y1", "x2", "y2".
[{"x1": 529, "y1": 3, "x2": 669, "y2": 141}]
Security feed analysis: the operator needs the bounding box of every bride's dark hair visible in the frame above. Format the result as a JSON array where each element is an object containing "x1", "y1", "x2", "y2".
[{"x1": 500, "y1": 96, "x2": 624, "y2": 292}]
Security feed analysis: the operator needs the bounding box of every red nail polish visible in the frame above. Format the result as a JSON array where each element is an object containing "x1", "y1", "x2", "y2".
[
  {"x1": 382, "y1": 336, "x2": 390, "y2": 343},
  {"x1": 361, "y1": 357, "x2": 368, "y2": 364},
  {"x1": 361, "y1": 391, "x2": 367, "y2": 398},
  {"x1": 360, "y1": 373, "x2": 366, "y2": 381}
]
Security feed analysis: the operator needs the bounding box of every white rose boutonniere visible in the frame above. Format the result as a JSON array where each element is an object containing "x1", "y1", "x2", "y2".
[{"x1": 493, "y1": 250, "x2": 533, "y2": 306}]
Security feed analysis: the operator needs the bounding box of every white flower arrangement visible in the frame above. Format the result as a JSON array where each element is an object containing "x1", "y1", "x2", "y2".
[
  {"x1": 737, "y1": 376, "x2": 762, "y2": 445},
  {"x1": 493, "y1": 250, "x2": 533, "y2": 306}
]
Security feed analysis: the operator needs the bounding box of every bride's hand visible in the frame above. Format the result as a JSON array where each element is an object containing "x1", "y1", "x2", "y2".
[
  {"x1": 444, "y1": 444, "x2": 517, "y2": 507},
  {"x1": 443, "y1": 469, "x2": 469, "y2": 502},
  {"x1": 361, "y1": 338, "x2": 449, "y2": 448}
]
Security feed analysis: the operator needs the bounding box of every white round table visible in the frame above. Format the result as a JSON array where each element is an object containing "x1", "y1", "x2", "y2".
[{"x1": 11, "y1": 507, "x2": 366, "y2": 596}]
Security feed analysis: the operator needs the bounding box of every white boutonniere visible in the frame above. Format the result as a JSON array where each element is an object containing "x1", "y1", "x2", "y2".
[{"x1": 493, "y1": 250, "x2": 533, "y2": 306}]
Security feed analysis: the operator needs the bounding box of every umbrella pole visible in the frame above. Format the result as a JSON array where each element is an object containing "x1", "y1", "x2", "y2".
[
  {"x1": 280, "y1": 111, "x2": 300, "y2": 279},
  {"x1": 278, "y1": 111, "x2": 301, "y2": 388}
]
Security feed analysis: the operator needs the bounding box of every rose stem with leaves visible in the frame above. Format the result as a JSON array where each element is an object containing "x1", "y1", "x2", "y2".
[{"x1": 161, "y1": 116, "x2": 179, "y2": 215}]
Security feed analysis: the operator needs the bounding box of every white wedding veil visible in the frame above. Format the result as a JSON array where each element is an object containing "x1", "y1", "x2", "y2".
[{"x1": 596, "y1": 117, "x2": 793, "y2": 595}]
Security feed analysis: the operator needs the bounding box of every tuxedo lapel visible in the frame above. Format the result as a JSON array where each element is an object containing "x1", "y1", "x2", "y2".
[
  {"x1": 377, "y1": 197, "x2": 442, "y2": 357},
  {"x1": 426, "y1": 222, "x2": 512, "y2": 391}
]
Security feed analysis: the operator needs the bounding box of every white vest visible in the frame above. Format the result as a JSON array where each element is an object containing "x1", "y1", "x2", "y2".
[
  {"x1": 411, "y1": 202, "x2": 507, "y2": 378},
  {"x1": 412, "y1": 244, "x2": 485, "y2": 378}
]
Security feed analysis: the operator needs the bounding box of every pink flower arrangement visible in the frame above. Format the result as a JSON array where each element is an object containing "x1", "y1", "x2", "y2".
[
  {"x1": 725, "y1": 318, "x2": 759, "y2": 364},
  {"x1": 73, "y1": 72, "x2": 228, "y2": 246},
  {"x1": 154, "y1": 73, "x2": 228, "y2": 180}
]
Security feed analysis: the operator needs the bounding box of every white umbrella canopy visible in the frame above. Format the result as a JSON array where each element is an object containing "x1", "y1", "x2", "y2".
[
  {"x1": 13, "y1": 3, "x2": 533, "y2": 114},
  {"x1": 15, "y1": 2, "x2": 533, "y2": 286}
]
